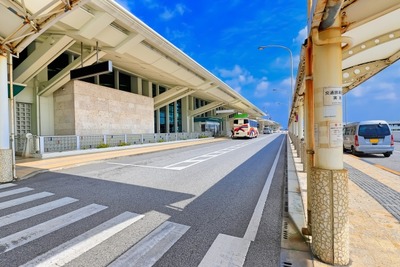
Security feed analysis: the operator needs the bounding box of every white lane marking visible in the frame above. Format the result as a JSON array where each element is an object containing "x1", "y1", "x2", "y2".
[
  {"x1": 0, "y1": 197, "x2": 78, "y2": 227},
  {"x1": 0, "y1": 187, "x2": 33, "y2": 198},
  {"x1": 0, "y1": 192, "x2": 54, "y2": 210},
  {"x1": 108, "y1": 221, "x2": 190, "y2": 267},
  {"x1": 0, "y1": 203, "x2": 107, "y2": 254},
  {"x1": 0, "y1": 183, "x2": 17, "y2": 190},
  {"x1": 21, "y1": 212, "x2": 144, "y2": 267},
  {"x1": 106, "y1": 137, "x2": 268, "y2": 171},
  {"x1": 198, "y1": 234, "x2": 251, "y2": 267},
  {"x1": 244, "y1": 136, "x2": 285, "y2": 241},
  {"x1": 106, "y1": 162, "x2": 166, "y2": 169},
  {"x1": 199, "y1": 136, "x2": 285, "y2": 266}
]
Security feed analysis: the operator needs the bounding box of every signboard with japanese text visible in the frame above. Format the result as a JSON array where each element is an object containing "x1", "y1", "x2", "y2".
[
  {"x1": 323, "y1": 87, "x2": 342, "y2": 105},
  {"x1": 329, "y1": 122, "x2": 343, "y2": 147}
]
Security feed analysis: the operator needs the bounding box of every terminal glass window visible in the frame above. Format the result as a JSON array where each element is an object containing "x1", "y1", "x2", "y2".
[
  {"x1": 119, "y1": 72, "x2": 131, "y2": 92},
  {"x1": 159, "y1": 86, "x2": 166, "y2": 94},
  {"x1": 160, "y1": 106, "x2": 166, "y2": 133},
  {"x1": 152, "y1": 84, "x2": 157, "y2": 97},
  {"x1": 177, "y1": 99, "x2": 182, "y2": 132},
  {"x1": 13, "y1": 48, "x2": 28, "y2": 69},
  {"x1": 154, "y1": 111, "x2": 158, "y2": 133},
  {"x1": 48, "y1": 53, "x2": 69, "y2": 80},
  {"x1": 169, "y1": 103, "x2": 175, "y2": 133},
  {"x1": 99, "y1": 71, "x2": 115, "y2": 88}
]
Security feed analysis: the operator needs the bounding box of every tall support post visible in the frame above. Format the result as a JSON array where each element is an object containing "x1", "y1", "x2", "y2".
[
  {"x1": 298, "y1": 103, "x2": 304, "y2": 140},
  {"x1": 297, "y1": 101, "x2": 304, "y2": 159},
  {"x1": 310, "y1": 15, "x2": 349, "y2": 265},
  {"x1": 0, "y1": 53, "x2": 13, "y2": 183},
  {"x1": 303, "y1": 39, "x2": 315, "y2": 236}
]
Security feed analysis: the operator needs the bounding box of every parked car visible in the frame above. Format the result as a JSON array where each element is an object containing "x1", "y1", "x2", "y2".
[
  {"x1": 263, "y1": 127, "x2": 272, "y2": 134},
  {"x1": 343, "y1": 120, "x2": 395, "y2": 157}
]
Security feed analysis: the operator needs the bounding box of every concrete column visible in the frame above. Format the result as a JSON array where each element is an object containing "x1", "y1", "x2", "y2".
[
  {"x1": 166, "y1": 104, "x2": 170, "y2": 133},
  {"x1": 181, "y1": 96, "x2": 189, "y2": 132},
  {"x1": 310, "y1": 15, "x2": 349, "y2": 265},
  {"x1": 0, "y1": 54, "x2": 12, "y2": 183},
  {"x1": 298, "y1": 102, "x2": 304, "y2": 140},
  {"x1": 298, "y1": 101, "x2": 304, "y2": 159}
]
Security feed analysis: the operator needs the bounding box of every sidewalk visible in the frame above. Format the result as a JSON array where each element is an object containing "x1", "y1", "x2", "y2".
[{"x1": 287, "y1": 141, "x2": 400, "y2": 266}]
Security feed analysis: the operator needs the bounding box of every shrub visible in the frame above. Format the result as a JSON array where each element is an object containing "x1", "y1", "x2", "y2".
[
  {"x1": 118, "y1": 141, "x2": 130, "y2": 146},
  {"x1": 96, "y1": 143, "x2": 110, "y2": 149}
]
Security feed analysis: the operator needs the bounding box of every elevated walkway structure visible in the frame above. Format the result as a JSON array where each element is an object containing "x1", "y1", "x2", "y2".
[{"x1": 288, "y1": 1, "x2": 400, "y2": 265}]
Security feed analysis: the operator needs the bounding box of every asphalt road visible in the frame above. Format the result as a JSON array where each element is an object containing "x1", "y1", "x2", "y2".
[
  {"x1": 0, "y1": 134, "x2": 286, "y2": 267},
  {"x1": 344, "y1": 142, "x2": 400, "y2": 174}
]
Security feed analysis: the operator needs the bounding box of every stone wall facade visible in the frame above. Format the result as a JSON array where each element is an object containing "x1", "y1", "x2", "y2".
[{"x1": 54, "y1": 80, "x2": 154, "y2": 135}]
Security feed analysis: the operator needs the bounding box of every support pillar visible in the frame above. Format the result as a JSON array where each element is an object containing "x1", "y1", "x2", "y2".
[
  {"x1": 298, "y1": 102, "x2": 304, "y2": 140},
  {"x1": 304, "y1": 39, "x2": 315, "y2": 234},
  {"x1": 0, "y1": 54, "x2": 12, "y2": 183},
  {"x1": 297, "y1": 103, "x2": 304, "y2": 159},
  {"x1": 310, "y1": 14, "x2": 349, "y2": 265}
]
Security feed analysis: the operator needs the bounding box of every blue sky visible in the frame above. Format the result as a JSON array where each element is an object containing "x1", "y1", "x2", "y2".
[{"x1": 116, "y1": 0, "x2": 400, "y2": 127}]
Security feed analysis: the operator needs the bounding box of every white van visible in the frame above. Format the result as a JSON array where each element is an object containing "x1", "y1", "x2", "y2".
[{"x1": 343, "y1": 120, "x2": 394, "y2": 157}]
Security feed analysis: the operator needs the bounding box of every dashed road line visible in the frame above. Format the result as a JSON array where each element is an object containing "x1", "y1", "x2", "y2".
[{"x1": 105, "y1": 136, "x2": 273, "y2": 171}]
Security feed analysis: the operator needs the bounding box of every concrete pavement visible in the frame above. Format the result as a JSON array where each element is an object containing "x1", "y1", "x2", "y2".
[
  {"x1": 14, "y1": 138, "x2": 223, "y2": 180},
  {"x1": 287, "y1": 139, "x2": 400, "y2": 266},
  {"x1": 8, "y1": 136, "x2": 400, "y2": 266}
]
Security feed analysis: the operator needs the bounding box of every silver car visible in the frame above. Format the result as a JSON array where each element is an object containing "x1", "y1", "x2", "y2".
[{"x1": 343, "y1": 120, "x2": 395, "y2": 157}]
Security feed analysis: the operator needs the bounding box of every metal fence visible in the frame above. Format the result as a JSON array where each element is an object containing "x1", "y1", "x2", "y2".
[{"x1": 15, "y1": 132, "x2": 212, "y2": 156}]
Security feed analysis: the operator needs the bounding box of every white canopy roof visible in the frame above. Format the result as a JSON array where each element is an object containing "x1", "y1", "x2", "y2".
[{"x1": 0, "y1": 0, "x2": 265, "y2": 118}]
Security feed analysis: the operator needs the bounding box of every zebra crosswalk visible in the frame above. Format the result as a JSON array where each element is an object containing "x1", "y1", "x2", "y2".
[{"x1": 0, "y1": 183, "x2": 190, "y2": 267}]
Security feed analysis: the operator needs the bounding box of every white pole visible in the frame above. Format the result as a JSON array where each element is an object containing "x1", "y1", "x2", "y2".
[
  {"x1": 0, "y1": 54, "x2": 9, "y2": 149},
  {"x1": 258, "y1": 45, "x2": 294, "y2": 128},
  {"x1": 8, "y1": 52, "x2": 17, "y2": 178}
]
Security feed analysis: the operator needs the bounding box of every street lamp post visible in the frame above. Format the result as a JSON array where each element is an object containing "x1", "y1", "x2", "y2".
[{"x1": 258, "y1": 45, "x2": 294, "y2": 128}]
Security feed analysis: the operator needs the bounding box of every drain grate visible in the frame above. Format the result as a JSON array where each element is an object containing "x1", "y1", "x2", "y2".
[
  {"x1": 282, "y1": 261, "x2": 293, "y2": 267},
  {"x1": 282, "y1": 220, "x2": 289, "y2": 240}
]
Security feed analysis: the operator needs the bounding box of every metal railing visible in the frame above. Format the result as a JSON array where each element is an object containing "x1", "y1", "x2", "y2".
[{"x1": 15, "y1": 132, "x2": 213, "y2": 156}]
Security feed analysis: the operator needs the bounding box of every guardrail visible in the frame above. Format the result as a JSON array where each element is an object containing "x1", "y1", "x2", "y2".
[{"x1": 16, "y1": 132, "x2": 213, "y2": 157}]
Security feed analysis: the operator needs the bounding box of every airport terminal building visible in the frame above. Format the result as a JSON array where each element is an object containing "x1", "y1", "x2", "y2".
[
  {"x1": 0, "y1": 0, "x2": 268, "y2": 181},
  {"x1": 0, "y1": 1, "x2": 267, "y2": 161}
]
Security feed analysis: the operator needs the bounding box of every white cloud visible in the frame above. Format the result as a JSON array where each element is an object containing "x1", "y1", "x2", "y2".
[
  {"x1": 217, "y1": 65, "x2": 256, "y2": 93},
  {"x1": 160, "y1": 4, "x2": 188, "y2": 20},
  {"x1": 175, "y1": 4, "x2": 186, "y2": 15},
  {"x1": 161, "y1": 8, "x2": 174, "y2": 20},
  {"x1": 254, "y1": 79, "x2": 270, "y2": 97},
  {"x1": 294, "y1": 26, "x2": 308, "y2": 45}
]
